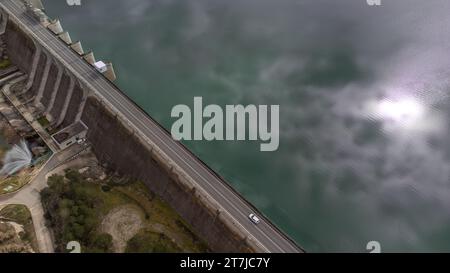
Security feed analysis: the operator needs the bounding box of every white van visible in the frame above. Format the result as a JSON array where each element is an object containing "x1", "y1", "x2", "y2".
[{"x1": 94, "y1": 61, "x2": 107, "y2": 73}]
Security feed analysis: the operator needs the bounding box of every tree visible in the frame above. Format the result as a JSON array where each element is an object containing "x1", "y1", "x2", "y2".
[
  {"x1": 65, "y1": 169, "x2": 82, "y2": 183},
  {"x1": 47, "y1": 174, "x2": 65, "y2": 192},
  {"x1": 90, "y1": 233, "x2": 113, "y2": 252},
  {"x1": 71, "y1": 223, "x2": 85, "y2": 239}
]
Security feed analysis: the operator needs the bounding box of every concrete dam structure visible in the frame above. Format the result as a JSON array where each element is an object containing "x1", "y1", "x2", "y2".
[{"x1": 0, "y1": 0, "x2": 302, "y2": 253}]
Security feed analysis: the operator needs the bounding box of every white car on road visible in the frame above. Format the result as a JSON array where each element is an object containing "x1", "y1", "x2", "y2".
[{"x1": 248, "y1": 213, "x2": 261, "y2": 225}]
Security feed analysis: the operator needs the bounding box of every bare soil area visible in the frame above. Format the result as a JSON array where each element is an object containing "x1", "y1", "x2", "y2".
[{"x1": 100, "y1": 205, "x2": 143, "y2": 253}]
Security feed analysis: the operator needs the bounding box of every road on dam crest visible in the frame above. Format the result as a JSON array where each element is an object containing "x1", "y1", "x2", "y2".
[{"x1": 0, "y1": 0, "x2": 302, "y2": 253}]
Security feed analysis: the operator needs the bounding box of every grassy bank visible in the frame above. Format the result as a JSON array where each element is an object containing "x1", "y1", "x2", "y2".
[
  {"x1": 0, "y1": 204, "x2": 39, "y2": 252},
  {"x1": 41, "y1": 169, "x2": 209, "y2": 253}
]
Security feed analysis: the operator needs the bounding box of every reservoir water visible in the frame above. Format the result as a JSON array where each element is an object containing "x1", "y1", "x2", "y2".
[{"x1": 45, "y1": 0, "x2": 450, "y2": 251}]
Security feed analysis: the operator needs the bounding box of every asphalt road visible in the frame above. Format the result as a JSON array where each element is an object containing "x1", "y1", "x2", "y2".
[{"x1": 0, "y1": 0, "x2": 303, "y2": 253}]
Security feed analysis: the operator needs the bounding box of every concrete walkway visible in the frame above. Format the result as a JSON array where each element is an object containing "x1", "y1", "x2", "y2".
[{"x1": 0, "y1": 143, "x2": 89, "y2": 253}]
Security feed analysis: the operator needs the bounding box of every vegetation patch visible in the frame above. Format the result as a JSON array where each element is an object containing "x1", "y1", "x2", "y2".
[
  {"x1": 0, "y1": 59, "x2": 11, "y2": 69},
  {"x1": 37, "y1": 116, "x2": 50, "y2": 128},
  {"x1": 0, "y1": 204, "x2": 38, "y2": 253},
  {"x1": 41, "y1": 168, "x2": 209, "y2": 253},
  {"x1": 126, "y1": 229, "x2": 181, "y2": 253},
  {"x1": 41, "y1": 172, "x2": 115, "y2": 253},
  {"x1": 0, "y1": 171, "x2": 34, "y2": 195}
]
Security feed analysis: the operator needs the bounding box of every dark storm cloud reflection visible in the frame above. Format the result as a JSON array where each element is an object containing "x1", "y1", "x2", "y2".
[{"x1": 49, "y1": 0, "x2": 450, "y2": 251}]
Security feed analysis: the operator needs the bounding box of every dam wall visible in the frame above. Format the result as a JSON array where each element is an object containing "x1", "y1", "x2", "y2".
[
  {"x1": 81, "y1": 97, "x2": 255, "y2": 252},
  {"x1": 3, "y1": 18, "x2": 85, "y2": 128},
  {"x1": 1, "y1": 13, "x2": 261, "y2": 252},
  {"x1": 4, "y1": 20, "x2": 34, "y2": 72}
]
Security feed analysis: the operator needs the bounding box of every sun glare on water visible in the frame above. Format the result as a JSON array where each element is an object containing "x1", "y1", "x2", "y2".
[
  {"x1": 364, "y1": 95, "x2": 441, "y2": 134},
  {"x1": 376, "y1": 98, "x2": 425, "y2": 124}
]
